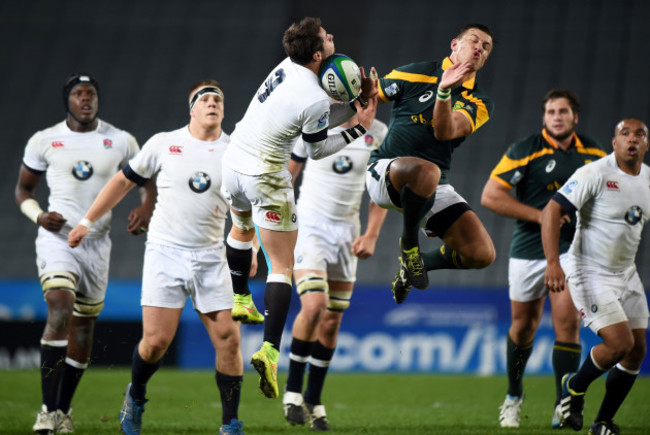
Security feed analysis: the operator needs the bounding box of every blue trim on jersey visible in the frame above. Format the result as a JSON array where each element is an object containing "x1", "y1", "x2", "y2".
[
  {"x1": 290, "y1": 152, "x2": 307, "y2": 163},
  {"x1": 23, "y1": 162, "x2": 45, "y2": 175},
  {"x1": 302, "y1": 129, "x2": 327, "y2": 144},
  {"x1": 122, "y1": 163, "x2": 148, "y2": 186},
  {"x1": 552, "y1": 192, "x2": 577, "y2": 214},
  {"x1": 255, "y1": 224, "x2": 272, "y2": 272}
]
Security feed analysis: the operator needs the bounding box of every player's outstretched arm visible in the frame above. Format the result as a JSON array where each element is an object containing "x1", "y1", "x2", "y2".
[
  {"x1": 432, "y1": 61, "x2": 474, "y2": 141},
  {"x1": 68, "y1": 171, "x2": 136, "y2": 247},
  {"x1": 541, "y1": 199, "x2": 566, "y2": 292}
]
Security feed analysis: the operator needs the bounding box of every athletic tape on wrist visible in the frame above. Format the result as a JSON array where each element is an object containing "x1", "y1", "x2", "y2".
[
  {"x1": 20, "y1": 198, "x2": 44, "y2": 224},
  {"x1": 341, "y1": 123, "x2": 367, "y2": 144}
]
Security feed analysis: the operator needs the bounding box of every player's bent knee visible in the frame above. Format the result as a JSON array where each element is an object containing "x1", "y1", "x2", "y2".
[
  {"x1": 73, "y1": 294, "x2": 104, "y2": 317},
  {"x1": 40, "y1": 271, "x2": 77, "y2": 296},
  {"x1": 231, "y1": 213, "x2": 254, "y2": 232},
  {"x1": 327, "y1": 289, "x2": 352, "y2": 313},
  {"x1": 297, "y1": 273, "x2": 329, "y2": 297}
]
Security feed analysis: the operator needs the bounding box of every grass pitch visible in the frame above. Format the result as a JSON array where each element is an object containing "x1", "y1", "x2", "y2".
[{"x1": 1, "y1": 368, "x2": 649, "y2": 434}]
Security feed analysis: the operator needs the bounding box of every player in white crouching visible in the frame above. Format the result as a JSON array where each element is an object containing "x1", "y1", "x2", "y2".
[
  {"x1": 282, "y1": 117, "x2": 388, "y2": 431},
  {"x1": 15, "y1": 73, "x2": 154, "y2": 434},
  {"x1": 68, "y1": 80, "x2": 245, "y2": 435},
  {"x1": 542, "y1": 118, "x2": 650, "y2": 435},
  {"x1": 220, "y1": 16, "x2": 377, "y2": 399}
]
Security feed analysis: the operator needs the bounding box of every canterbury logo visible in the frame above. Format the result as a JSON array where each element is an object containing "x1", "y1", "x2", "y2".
[
  {"x1": 51, "y1": 141, "x2": 64, "y2": 148},
  {"x1": 606, "y1": 180, "x2": 619, "y2": 190},
  {"x1": 264, "y1": 211, "x2": 282, "y2": 223},
  {"x1": 169, "y1": 145, "x2": 183, "y2": 154}
]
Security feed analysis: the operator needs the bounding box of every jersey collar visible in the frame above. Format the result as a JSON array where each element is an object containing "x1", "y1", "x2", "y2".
[
  {"x1": 442, "y1": 57, "x2": 476, "y2": 90},
  {"x1": 542, "y1": 128, "x2": 585, "y2": 150}
]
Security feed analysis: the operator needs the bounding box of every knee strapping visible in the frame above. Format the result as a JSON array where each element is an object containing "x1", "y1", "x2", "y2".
[
  {"x1": 73, "y1": 294, "x2": 104, "y2": 317},
  {"x1": 40, "y1": 271, "x2": 76, "y2": 295},
  {"x1": 327, "y1": 289, "x2": 352, "y2": 312},
  {"x1": 296, "y1": 273, "x2": 328, "y2": 297}
]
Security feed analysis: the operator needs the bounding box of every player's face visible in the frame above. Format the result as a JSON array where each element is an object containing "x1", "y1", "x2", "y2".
[
  {"x1": 68, "y1": 84, "x2": 98, "y2": 124},
  {"x1": 319, "y1": 27, "x2": 335, "y2": 59},
  {"x1": 612, "y1": 119, "x2": 649, "y2": 167},
  {"x1": 543, "y1": 97, "x2": 578, "y2": 141},
  {"x1": 451, "y1": 28, "x2": 493, "y2": 72},
  {"x1": 190, "y1": 93, "x2": 224, "y2": 128}
]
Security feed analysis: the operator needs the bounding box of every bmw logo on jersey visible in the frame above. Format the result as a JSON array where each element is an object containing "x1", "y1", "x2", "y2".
[
  {"x1": 189, "y1": 172, "x2": 211, "y2": 193},
  {"x1": 72, "y1": 161, "x2": 93, "y2": 180},
  {"x1": 332, "y1": 156, "x2": 352, "y2": 174},
  {"x1": 624, "y1": 205, "x2": 643, "y2": 225}
]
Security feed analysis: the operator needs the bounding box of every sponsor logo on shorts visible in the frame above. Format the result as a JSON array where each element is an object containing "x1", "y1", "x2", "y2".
[
  {"x1": 51, "y1": 141, "x2": 64, "y2": 148},
  {"x1": 72, "y1": 161, "x2": 93, "y2": 180},
  {"x1": 291, "y1": 213, "x2": 296, "y2": 223},
  {"x1": 103, "y1": 138, "x2": 113, "y2": 149},
  {"x1": 591, "y1": 304, "x2": 598, "y2": 313},
  {"x1": 169, "y1": 145, "x2": 183, "y2": 154},
  {"x1": 624, "y1": 205, "x2": 643, "y2": 225},
  {"x1": 296, "y1": 255, "x2": 303, "y2": 263},
  {"x1": 188, "y1": 171, "x2": 211, "y2": 193},
  {"x1": 606, "y1": 180, "x2": 619, "y2": 190},
  {"x1": 264, "y1": 211, "x2": 282, "y2": 224}
]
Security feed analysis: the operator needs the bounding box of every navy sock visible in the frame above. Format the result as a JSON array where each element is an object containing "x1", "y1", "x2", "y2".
[
  {"x1": 226, "y1": 243, "x2": 252, "y2": 296},
  {"x1": 57, "y1": 360, "x2": 86, "y2": 413},
  {"x1": 263, "y1": 281, "x2": 292, "y2": 350},
  {"x1": 286, "y1": 338, "x2": 313, "y2": 393},
  {"x1": 506, "y1": 334, "x2": 533, "y2": 398},
  {"x1": 304, "y1": 341, "x2": 335, "y2": 405},
  {"x1": 130, "y1": 344, "x2": 161, "y2": 401},
  {"x1": 216, "y1": 371, "x2": 242, "y2": 425},
  {"x1": 595, "y1": 365, "x2": 637, "y2": 423},
  {"x1": 570, "y1": 350, "x2": 605, "y2": 394},
  {"x1": 40, "y1": 343, "x2": 67, "y2": 410}
]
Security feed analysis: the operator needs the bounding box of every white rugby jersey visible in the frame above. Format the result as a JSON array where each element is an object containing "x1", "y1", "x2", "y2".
[
  {"x1": 128, "y1": 126, "x2": 230, "y2": 249},
  {"x1": 293, "y1": 120, "x2": 387, "y2": 222},
  {"x1": 556, "y1": 153, "x2": 650, "y2": 271},
  {"x1": 22, "y1": 119, "x2": 139, "y2": 237},
  {"x1": 224, "y1": 57, "x2": 332, "y2": 175}
]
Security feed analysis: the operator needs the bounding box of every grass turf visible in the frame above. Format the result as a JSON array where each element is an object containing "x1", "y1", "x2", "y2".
[{"x1": 1, "y1": 368, "x2": 649, "y2": 434}]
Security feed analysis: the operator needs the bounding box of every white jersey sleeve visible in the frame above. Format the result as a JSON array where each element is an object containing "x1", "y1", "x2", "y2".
[
  {"x1": 224, "y1": 57, "x2": 332, "y2": 175},
  {"x1": 557, "y1": 153, "x2": 650, "y2": 271},
  {"x1": 296, "y1": 120, "x2": 388, "y2": 222},
  {"x1": 22, "y1": 119, "x2": 139, "y2": 238},
  {"x1": 128, "y1": 126, "x2": 230, "y2": 249}
]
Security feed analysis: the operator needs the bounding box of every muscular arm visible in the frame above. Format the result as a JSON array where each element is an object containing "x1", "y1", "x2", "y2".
[
  {"x1": 541, "y1": 199, "x2": 567, "y2": 292},
  {"x1": 432, "y1": 61, "x2": 474, "y2": 141},
  {"x1": 15, "y1": 164, "x2": 67, "y2": 231},
  {"x1": 481, "y1": 178, "x2": 542, "y2": 224}
]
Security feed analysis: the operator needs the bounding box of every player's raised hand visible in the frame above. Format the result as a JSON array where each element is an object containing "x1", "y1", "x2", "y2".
[
  {"x1": 359, "y1": 66, "x2": 378, "y2": 99},
  {"x1": 38, "y1": 211, "x2": 67, "y2": 233},
  {"x1": 68, "y1": 224, "x2": 89, "y2": 248},
  {"x1": 439, "y1": 61, "x2": 473, "y2": 90},
  {"x1": 355, "y1": 94, "x2": 377, "y2": 130}
]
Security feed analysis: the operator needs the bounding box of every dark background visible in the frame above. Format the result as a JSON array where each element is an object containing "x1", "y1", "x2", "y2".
[{"x1": 1, "y1": 0, "x2": 649, "y2": 287}]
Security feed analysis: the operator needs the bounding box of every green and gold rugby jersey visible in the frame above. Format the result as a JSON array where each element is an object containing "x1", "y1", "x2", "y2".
[
  {"x1": 369, "y1": 57, "x2": 494, "y2": 184},
  {"x1": 490, "y1": 129, "x2": 606, "y2": 259}
]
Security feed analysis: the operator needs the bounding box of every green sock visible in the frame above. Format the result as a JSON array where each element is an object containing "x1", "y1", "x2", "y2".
[
  {"x1": 422, "y1": 244, "x2": 465, "y2": 270},
  {"x1": 400, "y1": 187, "x2": 435, "y2": 249},
  {"x1": 506, "y1": 334, "x2": 533, "y2": 397},
  {"x1": 552, "y1": 341, "x2": 581, "y2": 404}
]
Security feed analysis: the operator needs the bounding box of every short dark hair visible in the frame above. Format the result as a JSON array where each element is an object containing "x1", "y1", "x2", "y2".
[
  {"x1": 542, "y1": 89, "x2": 580, "y2": 114},
  {"x1": 188, "y1": 79, "x2": 223, "y2": 100},
  {"x1": 283, "y1": 17, "x2": 324, "y2": 65},
  {"x1": 456, "y1": 23, "x2": 495, "y2": 43}
]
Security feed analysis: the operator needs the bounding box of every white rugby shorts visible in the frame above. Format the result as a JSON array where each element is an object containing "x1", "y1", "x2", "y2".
[
  {"x1": 35, "y1": 227, "x2": 110, "y2": 303},
  {"x1": 221, "y1": 166, "x2": 298, "y2": 232},
  {"x1": 567, "y1": 259, "x2": 649, "y2": 333},
  {"x1": 508, "y1": 253, "x2": 570, "y2": 302},
  {"x1": 366, "y1": 158, "x2": 467, "y2": 215},
  {"x1": 293, "y1": 210, "x2": 360, "y2": 282},
  {"x1": 141, "y1": 242, "x2": 234, "y2": 313}
]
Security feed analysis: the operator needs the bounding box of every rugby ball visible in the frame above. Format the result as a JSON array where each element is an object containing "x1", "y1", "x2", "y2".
[{"x1": 319, "y1": 54, "x2": 362, "y2": 102}]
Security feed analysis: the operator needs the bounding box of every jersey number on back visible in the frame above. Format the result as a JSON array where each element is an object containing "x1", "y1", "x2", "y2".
[{"x1": 257, "y1": 68, "x2": 286, "y2": 103}]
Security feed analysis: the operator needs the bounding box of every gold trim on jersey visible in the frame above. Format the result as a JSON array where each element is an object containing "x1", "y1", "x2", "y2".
[
  {"x1": 489, "y1": 147, "x2": 556, "y2": 187},
  {"x1": 383, "y1": 70, "x2": 439, "y2": 84},
  {"x1": 457, "y1": 90, "x2": 489, "y2": 132}
]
